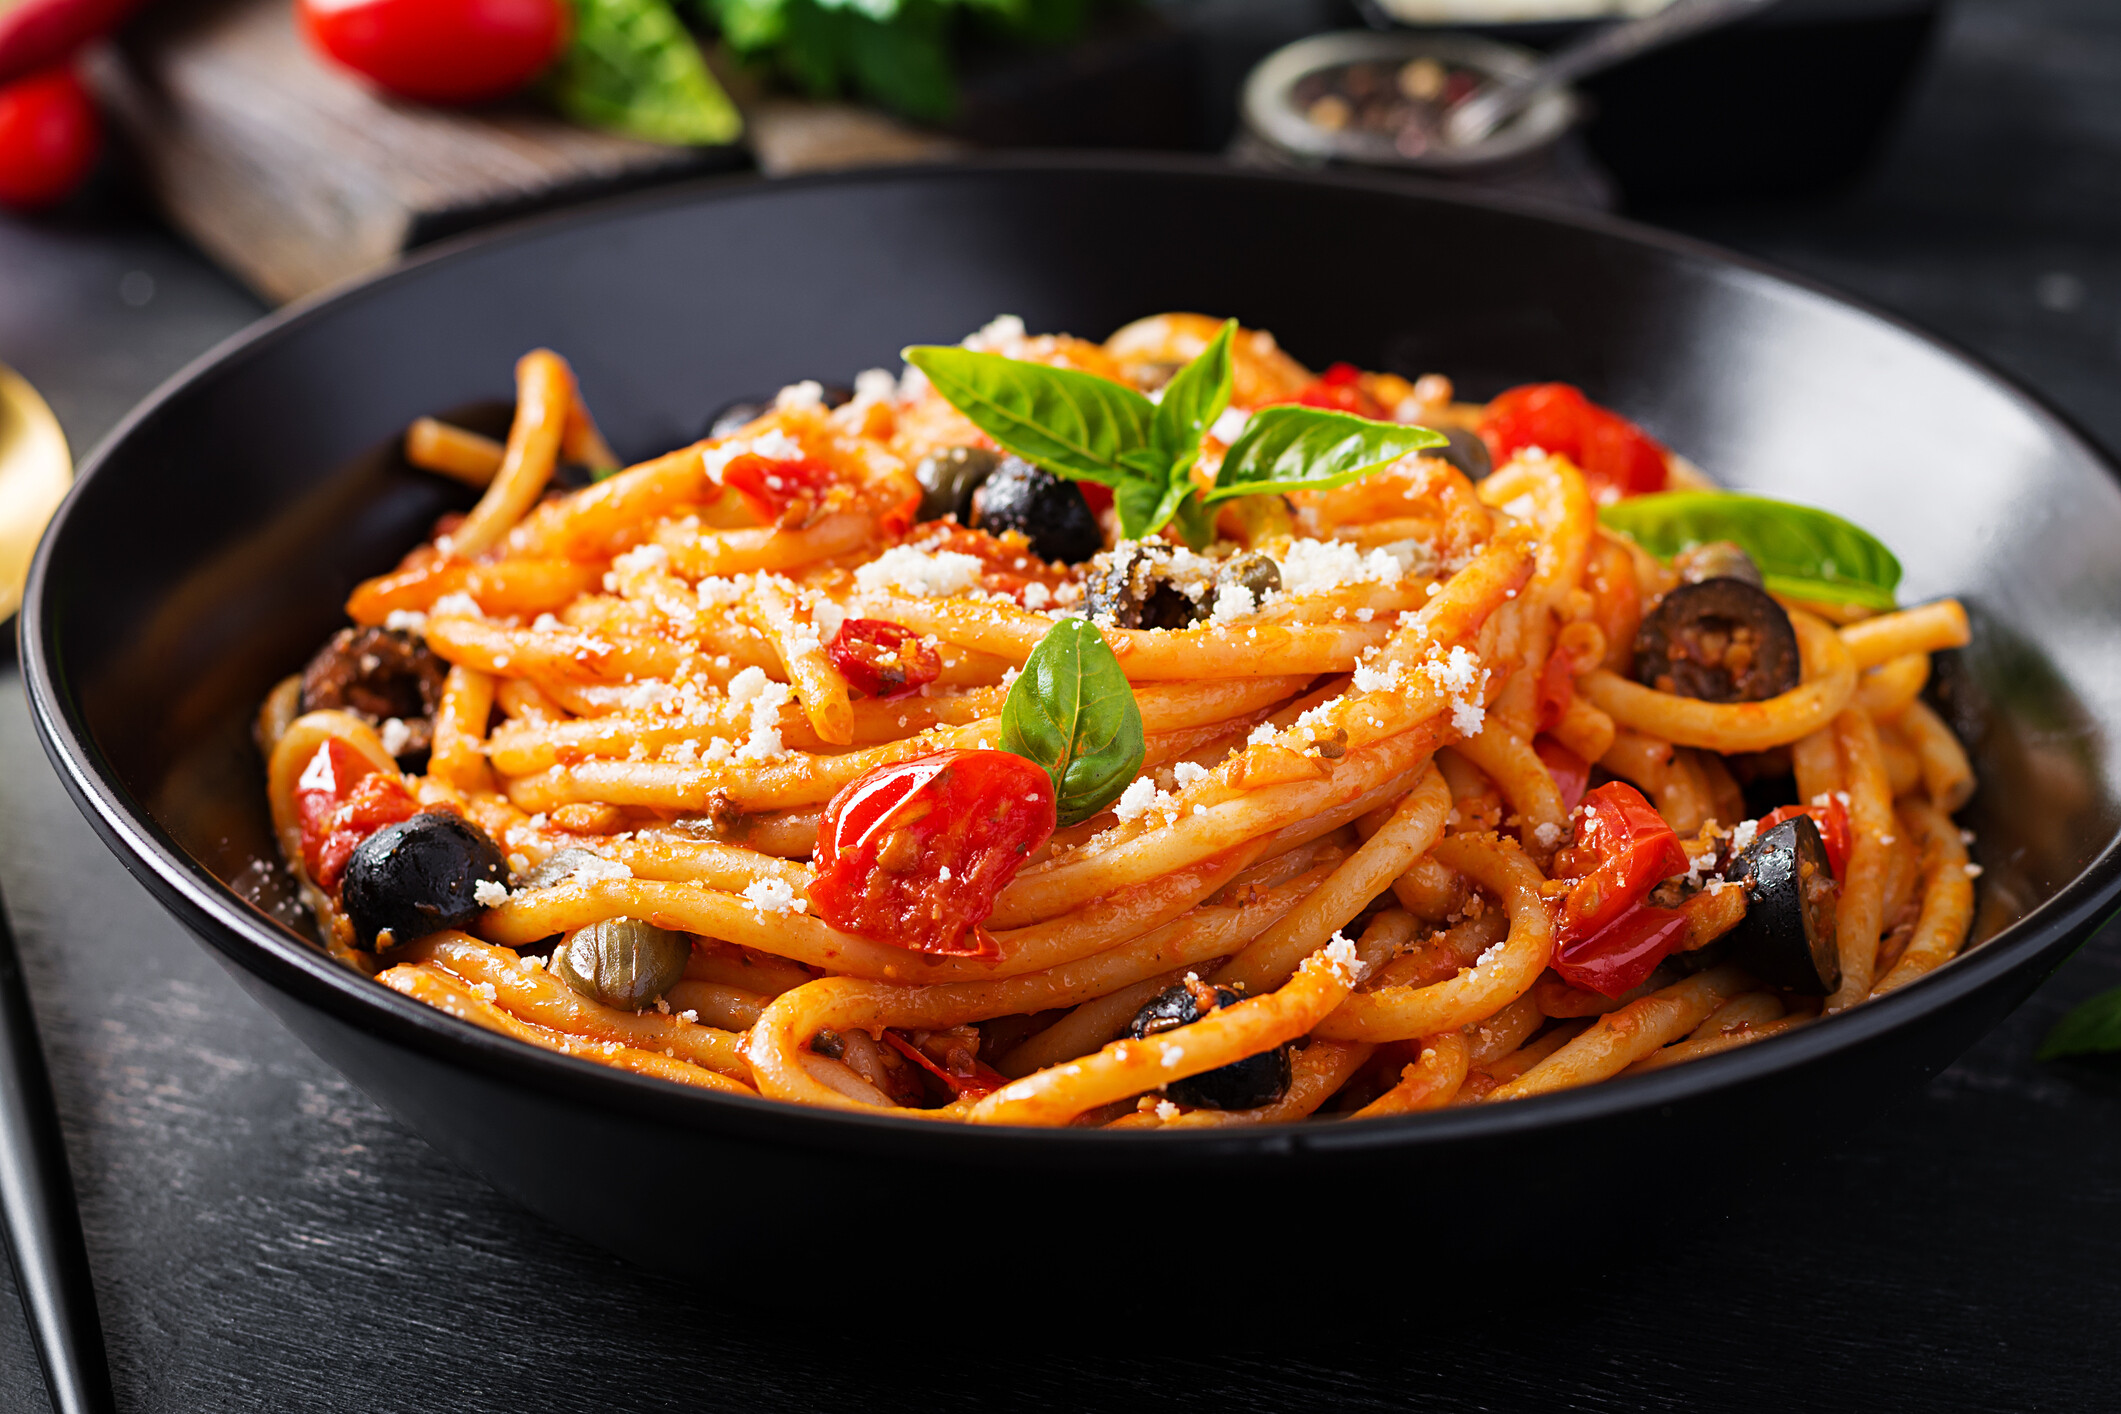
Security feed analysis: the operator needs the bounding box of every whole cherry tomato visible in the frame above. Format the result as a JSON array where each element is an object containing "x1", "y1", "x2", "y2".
[
  {"x1": 295, "y1": 0, "x2": 569, "y2": 105},
  {"x1": 1479, "y1": 383, "x2": 1669, "y2": 499},
  {"x1": 293, "y1": 738, "x2": 420, "y2": 893},
  {"x1": 1760, "y1": 796, "x2": 1852, "y2": 881},
  {"x1": 1549, "y1": 780, "x2": 1693, "y2": 995},
  {"x1": 828, "y1": 618, "x2": 941, "y2": 701},
  {"x1": 0, "y1": 65, "x2": 97, "y2": 210},
  {"x1": 809, "y1": 749, "x2": 1056, "y2": 958}
]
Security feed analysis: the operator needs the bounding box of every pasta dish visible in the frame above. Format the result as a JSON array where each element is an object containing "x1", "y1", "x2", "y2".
[{"x1": 257, "y1": 312, "x2": 1977, "y2": 1126}]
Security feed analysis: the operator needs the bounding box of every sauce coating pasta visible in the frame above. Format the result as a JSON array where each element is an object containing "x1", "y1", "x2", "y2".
[{"x1": 257, "y1": 314, "x2": 1979, "y2": 1125}]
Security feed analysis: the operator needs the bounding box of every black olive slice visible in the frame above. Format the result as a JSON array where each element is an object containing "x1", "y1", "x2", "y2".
[
  {"x1": 300, "y1": 627, "x2": 448, "y2": 766},
  {"x1": 1433, "y1": 426, "x2": 1493, "y2": 482},
  {"x1": 1127, "y1": 981, "x2": 1293, "y2": 1111},
  {"x1": 971, "y1": 455, "x2": 1102, "y2": 564},
  {"x1": 1633, "y1": 577, "x2": 1801, "y2": 703},
  {"x1": 1085, "y1": 542, "x2": 1208, "y2": 629},
  {"x1": 914, "y1": 446, "x2": 1001, "y2": 522},
  {"x1": 1725, "y1": 814, "x2": 1841, "y2": 995},
  {"x1": 340, "y1": 812, "x2": 507, "y2": 952}
]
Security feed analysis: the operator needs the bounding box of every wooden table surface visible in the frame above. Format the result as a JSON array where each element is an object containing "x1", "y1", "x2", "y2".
[{"x1": 3, "y1": 0, "x2": 2119, "y2": 1406}]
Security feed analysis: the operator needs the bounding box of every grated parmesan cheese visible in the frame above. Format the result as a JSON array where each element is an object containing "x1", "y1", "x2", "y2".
[
  {"x1": 473, "y1": 879, "x2": 511, "y2": 908},
  {"x1": 742, "y1": 875, "x2": 801, "y2": 914},
  {"x1": 430, "y1": 591, "x2": 484, "y2": 619},
  {"x1": 854, "y1": 545, "x2": 985, "y2": 598}
]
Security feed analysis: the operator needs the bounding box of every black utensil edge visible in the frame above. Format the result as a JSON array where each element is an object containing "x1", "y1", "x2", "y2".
[{"x1": 21, "y1": 154, "x2": 2121, "y2": 1165}]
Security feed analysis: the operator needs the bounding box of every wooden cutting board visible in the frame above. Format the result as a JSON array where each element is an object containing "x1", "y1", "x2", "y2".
[{"x1": 88, "y1": 0, "x2": 960, "y2": 304}]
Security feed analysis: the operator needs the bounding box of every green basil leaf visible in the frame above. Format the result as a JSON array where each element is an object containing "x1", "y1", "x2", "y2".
[
  {"x1": 1151, "y1": 318, "x2": 1234, "y2": 482},
  {"x1": 903, "y1": 346, "x2": 1155, "y2": 486},
  {"x1": 2038, "y1": 985, "x2": 2121, "y2": 1061},
  {"x1": 1598, "y1": 492, "x2": 1903, "y2": 610},
  {"x1": 999, "y1": 617, "x2": 1145, "y2": 827},
  {"x1": 1170, "y1": 491, "x2": 1215, "y2": 551},
  {"x1": 1204, "y1": 407, "x2": 1447, "y2": 502},
  {"x1": 551, "y1": 0, "x2": 743, "y2": 146}
]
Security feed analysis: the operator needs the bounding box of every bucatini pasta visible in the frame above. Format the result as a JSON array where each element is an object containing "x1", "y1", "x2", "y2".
[{"x1": 258, "y1": 312, "x2": 1980, "y2": 1126}]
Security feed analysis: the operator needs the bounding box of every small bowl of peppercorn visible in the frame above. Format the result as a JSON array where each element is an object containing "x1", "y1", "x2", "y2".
[{"x1": 1240, "y1": 30, "x2": 1580, "y2": 174}]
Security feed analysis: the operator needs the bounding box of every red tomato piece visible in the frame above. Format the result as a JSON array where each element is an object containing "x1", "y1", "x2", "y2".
[
  {"x1": 828, "y1": 618, "x2": 940, "y2": 700},
  {"x1": 0, "y1": 65, "x2": 97, "y2": 210},
  {"x1": 0, "y1": 0, "x2": 143, "y2": 87},
  {"x1": 720, "y1": 451, "x2": 836, "y2": 526},
  {"x1": 1552, "y1": 781, "x2": 1691, "y2": 944},
  {"x1": 880, "y1": 1030, "x2": 1009, "y2": 1100},
  {"x1": 809, "y1": 750, "x2": 1056, "y2": 957},
  {"x1": 296, "y1": 0, "x2": 569, "y2": 105},
  {"x1": 1533, "y1": 735, "x2": 1590, "y2": 816},
  {"x1": 1552, "y1": 898, "x2": 1691, "y2": 998},
  {"x1": 1077, "y1": 481, "x2": 1114, "y2": 515},
  {"x1": 1478, "y1": 382, "x2": 1669, "y2": 499},
  {"x1": 1290, "y1": 362, "x2": 1387, "y2": 417},
  {"x1": 1760, "y1": 796, "x2": 1852, "y2": 881},
  {"x1": 294, "y1": 739, "x2": 419, "y2": 893},
  {"x1": 1536, "y1": 642, "x2": 1576, "y2": 735}
]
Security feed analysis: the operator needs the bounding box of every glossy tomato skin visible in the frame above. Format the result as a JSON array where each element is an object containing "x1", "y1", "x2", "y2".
[
  {"x1": 828, "y1": 618, "x2": 941, "y2": 700},
  {"x1": 1479, "y1": 383, "x2": 1669, "y2": 499},
  {"x1": 0, "y1": 0, "x2": 144, "y2": 86},
  {"x1": 810, "y1": 750, "x2": 1056, "y2": 958},
  {"x1": 0, "y1": 66, "x2": 97, "y2": 210},
  {"x1": 296, "y1": 0, "x2": 568, "y2": 105},
  {"x1": 1761, "y1": 796, "x2": 1852, "y2": 880},
  {"x1": 294, "y1": 738, "x2": 420, "y2": 893},
  {"x1": 1550, "y1": 780, "x2": 1692, "y2": 994}
]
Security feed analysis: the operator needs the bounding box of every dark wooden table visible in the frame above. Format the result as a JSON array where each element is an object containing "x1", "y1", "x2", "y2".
[{"x1": 4, "y1": 1, "x2": 2119, "y2": 1407}]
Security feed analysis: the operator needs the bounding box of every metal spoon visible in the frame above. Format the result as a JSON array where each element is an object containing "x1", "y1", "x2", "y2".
[
  {"x1": 0, "y1": 363, "x2": 72, "y2": 624},
  {"x1": 0, "y1": 363, "x2": 110, "y2": 1414},
  {"x1": 1443, "y1": 0, "x2": 1786, "y2": 149}
]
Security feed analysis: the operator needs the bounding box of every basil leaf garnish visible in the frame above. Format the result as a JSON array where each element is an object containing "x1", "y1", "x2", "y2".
[
  {"x1": 999, "y1": 617, "x2": 1145, "y2": 827},
  {"x1": 901, "y1": 345, "x2": 1154, "y2": 486},
  {"x1": 1599, "y1": 491, "x2": 1903, "y2": 610},
  {"x1": 1205, "y1": 407, "x2": 1446, "y2": 502},
  {"x1": 1150, "y1": 319, "x2": 1234, "y2": 485},
  {"x1": 2039, "y1": 986, "x2": 2121, "y2": 1061}
]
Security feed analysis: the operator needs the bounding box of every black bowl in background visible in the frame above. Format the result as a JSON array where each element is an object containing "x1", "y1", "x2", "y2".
[{"x1": 22, "y1": 159, "x2": 2121, "y2": 1270}]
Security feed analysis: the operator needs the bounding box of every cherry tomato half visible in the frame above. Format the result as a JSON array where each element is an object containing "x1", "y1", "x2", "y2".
[
  {"x1": 720, "y1": 451, "x2": 836, "y2": 526},
  {"x1": 1553, "y1": 781, "x2": 1691, "y2": 943},
  {"x1": 809, "y1": 750, "x2": 1056, "y2": 957},
  {"x1": 294, "y1": 738, "x2": 419, "y2": 893},
  {"x1": 0, "y1": 66, "x2": 97, "y2": 211},
  {"x1": 1760, "y1": 796, "x2": 1852, "y2": 881},
  {"x1": 828, "y1": 618, "x2": 940, "y2": 701},
  {"x1": 1478, "y1": 383, "x2": 1669, "y2": 499},
  {"x1": 1552, "y1": 898, "x2": 1690, "y2": 998},
  {"x1": 295, "y1": 0, "x2": 569, "y2": 105}
]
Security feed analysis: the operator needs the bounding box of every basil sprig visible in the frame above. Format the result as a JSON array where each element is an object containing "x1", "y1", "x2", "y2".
[
  {"x1": 1599, "y1": 491, "x2": 1904, "y2": 611},
  {"x1": 905, "y1": 325, "x2": 1443, "y2": 544},
  {"x1": 2040, "y1": 986, "x2": 2121, "y2": 1061},
  {"x1": 999, "y1": 618, "x2": 1144, "y2": 827},
  {"x1": 1205, "y1": 407, "x2": 1446, "y2": 502}
]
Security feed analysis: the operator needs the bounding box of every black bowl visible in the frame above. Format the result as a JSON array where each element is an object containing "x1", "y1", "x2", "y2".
[{"x1": 23, "y1": 159, "x2": 2121, "y2": 1269}]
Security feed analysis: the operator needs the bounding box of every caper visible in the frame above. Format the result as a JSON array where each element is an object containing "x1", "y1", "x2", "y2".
[
  {"x1": 1674, "y1": 539, "x2": 1765, "y2": 587},
  {"x1": 1213, "y1": 551, "x2": 1282, "y2": 615},
  {"x1": 914, "y1": 445, "x2": 1001, "y2": 522},
  {"x1": 554, "y1": 918, "x2": 690, "y2": 1011}
]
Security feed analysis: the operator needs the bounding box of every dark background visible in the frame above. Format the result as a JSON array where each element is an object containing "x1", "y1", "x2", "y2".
[{"x1": 2, "y1": 0, "x2": 2119, "y2": 1407}]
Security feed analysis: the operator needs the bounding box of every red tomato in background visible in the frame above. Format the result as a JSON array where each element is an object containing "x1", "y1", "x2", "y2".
[
  {"x1": 1479, "y1": 383, "x2": 1670, "y2": 499},
  {"x1": 0, "y1": 0, "x2": 144, "y2": 85},
  {"x1": 828, "y1": 618, "x2": 941, "y2": 701},
  {"x1": 809, "y1": 750, "x2": 1056, "y2": 958},
  {"x1": 293, "y1": 739, "x2": 420, "y2": 893},
  {"x1": 1760, "y1": 796, "x2": 1852, "y2": 881},
  {"x1": 295, "y1": 0, "x2": 570, "y2": 105},
  {"x1": 0, "y1": 66, "x2": 97, "y2": 210}
]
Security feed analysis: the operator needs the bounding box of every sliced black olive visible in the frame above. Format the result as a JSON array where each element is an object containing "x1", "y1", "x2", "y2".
[
  {"x1": 1433, "y1": 426, "x2": 1493, "y2": 482},
  {"x1": 554, "y1": 918, "x2": 691, "y2": 1012},
  {"x1": 1128, "y1": 981, "x2": 1293, "y2": 1111},
  {"x1": 1085, "y1": 542, "x2": 1207, "y2": 629},
  {"x1": 1213, "y1": 551, "x2": 1282, "y2": 616},
  {"x1": 1674, "y1": 539, "x2": 1764, "y2": 587},
  {"x1": 1633, "y1": 578, "x2": 1801, "y2": 704},
  {"x1": 914, "y1": 445, "x2": 1001, "y2": 522},
  {"x1": 340, "y1": 812, "x2": 507, "y2": 952},
  {"x1": 1724, "y1": 814, "x2": 1841, "y2": 995},
  {"x1": 970, "y1": 456, "x2": 1103, "y2": 564},
  {"x1": 300, "y1": 627, "x2": 447, "y2": 766}
]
